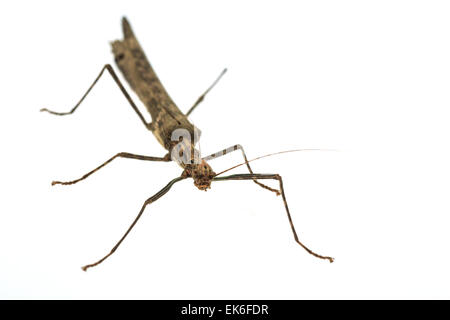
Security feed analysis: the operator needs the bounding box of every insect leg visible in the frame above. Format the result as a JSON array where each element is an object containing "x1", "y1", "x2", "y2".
[
  {"x1": 203, "y1": 145, "x2": 281, "y2": 195},
  {"x1": 185, "y1": 68, "x2": 227, "y2": 116},
  {"x1": 52, "y1": 152, "x2": 171, "y2": 186},
  {"x1": 81, "y1": 176, "x2": 185, "y2": 271},
  {"x1": 41, "y1": 64, "x2": 151, "y2": 130},
  {"x1": 213, "y1": 173, "x2": 334, "y2": 263}
]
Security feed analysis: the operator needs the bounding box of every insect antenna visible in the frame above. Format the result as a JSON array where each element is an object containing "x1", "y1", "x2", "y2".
[{"x1": 214, "y1": 148, "x2": 338, "y2": 177}]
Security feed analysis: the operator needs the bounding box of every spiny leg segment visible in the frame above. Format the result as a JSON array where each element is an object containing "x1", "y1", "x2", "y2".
[
  {"x1": 203, "y1": 145, "x2": 281, "y2": 195},
  {"x1": 81, "y1": 176, "x2": 185, "y2": 271},
  {"x1": 41, "y1": 64, "x2": 152, "y2": 130},
  {"x1": 52, "y1": 152, "x2": 171, "y2": 186},
  {"x1": 213, "y1": 173, "x2": 334, "y2": 263}
]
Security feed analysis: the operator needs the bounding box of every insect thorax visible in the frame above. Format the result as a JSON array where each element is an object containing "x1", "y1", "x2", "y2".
[{"x1": 168, "y1": 135, "x2": 215, "y2": 191}]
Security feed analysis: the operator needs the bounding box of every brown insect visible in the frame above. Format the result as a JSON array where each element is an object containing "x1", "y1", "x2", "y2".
[{"x1": 41, "y1": 17, "x2": 334, "y2": 271}]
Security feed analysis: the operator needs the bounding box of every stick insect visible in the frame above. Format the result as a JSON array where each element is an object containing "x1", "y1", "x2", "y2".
[{"x1": 41, "y1": 17, "x2": 334, "y2": 271}]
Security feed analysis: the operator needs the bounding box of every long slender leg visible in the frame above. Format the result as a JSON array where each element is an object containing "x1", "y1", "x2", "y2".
[
  {"x1": 185, "y1": 68, "x2": 227, "y2": 117},
  {"x1": 52, "y1": 152, "x2": 170, "y2": 186},
  {"x1": 82, "y1": 176, "x2": 185, "y2": 271},
  {"x1": 41, "y1": 64, "x2": 151, "y2": 130},
  {"x1": 213, "y1": 173, "x2": 334, "y2": 263},
  {"x1": 203, "y1": 144, "x2": 280, "y2": 195}
]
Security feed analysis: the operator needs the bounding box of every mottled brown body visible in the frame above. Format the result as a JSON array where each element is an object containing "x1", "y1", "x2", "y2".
[
  {"x1": 111, "y1": 18, "x2": 199, "y2": 158},
  {"x1": 42, "y1": 17, "x2": 333, "y2": 270}
]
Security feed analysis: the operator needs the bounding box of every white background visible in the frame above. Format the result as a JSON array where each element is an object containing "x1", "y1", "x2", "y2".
[{"x1": 1, "y1": 0, "x2": 449, "y2": 299}]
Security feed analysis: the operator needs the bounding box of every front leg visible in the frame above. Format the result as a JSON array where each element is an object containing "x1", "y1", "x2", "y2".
[
  {"x1": 202, "y1": 144, "x2": 280, "y2": 195},
  {"x1": 81, "y1": 176, "x2": 185, "y2": 271},
  {"x1": 213, "y1": 173, "x2": 334, "y2": 263}
]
